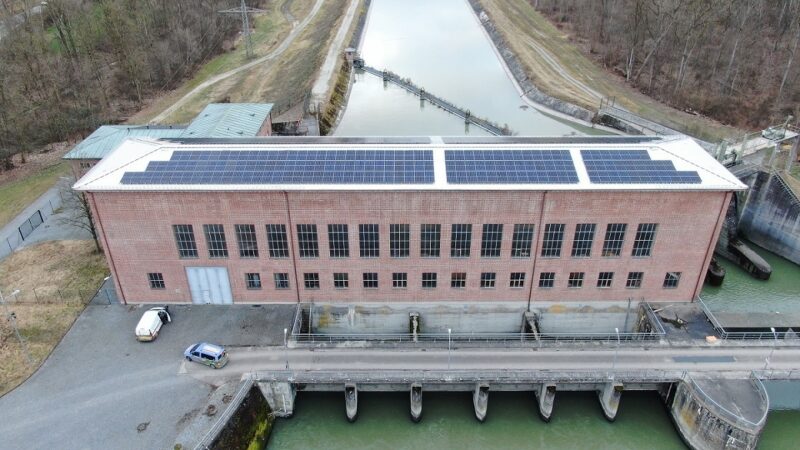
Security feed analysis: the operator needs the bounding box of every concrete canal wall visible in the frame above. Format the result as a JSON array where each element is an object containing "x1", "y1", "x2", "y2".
[
  {"x1": 209, "y1": 385, "x2": 274, "y2": 450},
  {"x1": 739, "y1": 170, "x2": 800, "y2": 265}
]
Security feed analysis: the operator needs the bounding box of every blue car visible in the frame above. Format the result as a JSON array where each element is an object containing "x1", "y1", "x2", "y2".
[{"x1": 184, "y1": 342, "x2": 229, "y2": 369}]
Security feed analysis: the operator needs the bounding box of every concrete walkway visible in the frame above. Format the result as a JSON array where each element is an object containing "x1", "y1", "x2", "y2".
[
  {"x1": 310, "y1": 0, "x2": 360, "y2": 105},
  {"x1": 0, "y1": 304, "x2": 295, "y2": 450}
]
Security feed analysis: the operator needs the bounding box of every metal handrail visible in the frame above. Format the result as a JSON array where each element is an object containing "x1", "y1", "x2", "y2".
[
  {"x1": 695, "y1": 296, "x2": 725, "y2": 333},
  {"x1": 290, "y1": 330, "x2": 662, "y2": 343}
]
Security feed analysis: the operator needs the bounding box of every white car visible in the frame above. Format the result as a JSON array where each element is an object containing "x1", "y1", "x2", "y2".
[{"x1": 135, "y1": 307, "x2": 171, "y2": 342}]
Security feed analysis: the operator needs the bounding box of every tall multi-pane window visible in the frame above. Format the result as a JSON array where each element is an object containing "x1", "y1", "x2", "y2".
[
  {"x1": 511, "y1": 224, "x2": 535, "y2": 258},
  {"x1": 235, "y1": 224, "x2": 259, "y2": 258},
  {"x1": 451, "y1": 224, "x2": 472, "y2": 257},
  {"x1": 420, "y1": 224, "x2": 441, "y2": 257},
  {"x1": 245, "y1": 273, "x2": 262, "y2": 289},
  {"x1": 304, "y1": 273, "x2": 320, "y2": 289},
  {"x1": 173, "y1": 224, "x2": 198, "y2": 258},
  {"x1": 481, "y1": 224, "x2": 503, "y2": 257},
  {"x1": 510, "y1": 272, "x2": 526, "y2": 288},
  {"x1": 266, "y1": 224, "x2": 289, "y2": 258},
  {"x1": 568, "y1": 272, "x2": 584, "y2": 288},
  {"x1": 539, "y1": 272, "x2": 555, "y2": 288},
  {"x1": 297, "y1": 224, "x2": 319, "y2": 258},
  {"x1": 148, "y1": 273, "x2": 165, "y2": 289},
  {"x1": 451, "y1": 272, "x2": 466, "y2": 288},
  {"x1": 663, "y1": 272, "x2": 681, "y2": 289},
  {"x1": 334, "y1": 273, "x2": 349, "y2": 289},
  {"x1": 359, "y1": 224, "x2": 380, "y2": 257},
  {"x1": 480, "y1": 272, "x2": 496, "y2": 288},
  {"x1": 602, "y1": 223, "x2": 627, "y2": 257},
  {"x1": 422, "y1": 272, "x2": 437, "y2": 288},
  {"x1": 274, "y1": 273, "x2": 290, "y2": 289},
  {"x1": 632, "y1": 223, "x2": 658, "y2": 257},
  {"x1": 392, "y1": 273, "x2": 408, "y2": 288},
  {"x1": 390, "y1": 224, "x2": 410, "y2": 258},
  {"x1": 571, "y1": 223, "x2": 596, "y2": 258},
  {"x1": 597, "y1": 272, "x2": 614, "y2": 288},
  {"x1": 626, "y1": 272, "x2": 644, "y2": 288},
  {"x1": 203, "y1": 224, "x2": 228, "y2": 258},
  {"x1": 363, "y1": 272, "x2": 378, "y2": 288},
  {"x1": 328, "y1": 224, "x2": 349, "y2": 258},
  {"x1": 541, "y1": 224, "x2": 565, "y2": 257}
]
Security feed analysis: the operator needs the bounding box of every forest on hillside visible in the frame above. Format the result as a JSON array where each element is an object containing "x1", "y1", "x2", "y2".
[
  {"x1": 534, "y1": 0, "x2": 800, "y2": 131},
  {"x1": 0, "y1": 0, "x2": 260, "y2": 166}
]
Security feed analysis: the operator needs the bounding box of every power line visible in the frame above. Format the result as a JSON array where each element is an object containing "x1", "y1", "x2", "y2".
[{"x1": 219, "y1": 0, "x2": 266, "y2": 59}]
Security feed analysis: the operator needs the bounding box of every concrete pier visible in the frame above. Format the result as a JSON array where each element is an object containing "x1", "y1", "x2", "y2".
[
  {"x1": 344, "y1": 383, "x2": 358, "y2": 422},
  {"x1": 535, "y1": 383, "x2": 556, "y2": 422},
  {"x1": 598, "y1": 381, "x2": 624, "y2": 422},
  {"x1": 256, "y1": 381, "x2": 295, "y2": 417},
  {"x1": 473, "y1": 383, "x2": 490, "y2": 422},
  {"x1": 668, "y1": 376, "x2": 769, "y2": 450},
  {"x1": 410, "y1": 383, "x2": 423, "y2": 422}
]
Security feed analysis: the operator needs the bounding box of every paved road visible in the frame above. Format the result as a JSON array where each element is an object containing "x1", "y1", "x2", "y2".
[
  {"x1": 184, "y1": 344, "x2": 800, "y2": 384},
  {"x1": 150, "y1": 0, "x2": 326, "y2": 124},
  {"x1": 0, "y1": 304, "x2": 294, "y2": 450}
]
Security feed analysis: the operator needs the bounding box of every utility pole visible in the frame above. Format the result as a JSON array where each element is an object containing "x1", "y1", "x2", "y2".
[{"x1": 219, "y1": 0, "x2": 266, "y2": 59}]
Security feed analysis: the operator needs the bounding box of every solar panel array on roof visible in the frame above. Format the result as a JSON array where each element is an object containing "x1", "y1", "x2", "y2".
[
  {"x1": 119, "y1": 150, "x2": 434, "y2": 185},
  {"x1": 444, "y1": 150, "x2": 579, "y2": 184},
  {"x1": 581, "y1": 149, "x2": 702, "y2": 184}
]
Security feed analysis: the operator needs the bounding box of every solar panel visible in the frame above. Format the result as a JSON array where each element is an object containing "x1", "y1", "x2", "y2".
[
  {"x1": 581, "y1": 150, "x2": 702, "y2": 184},
  {"x1": 444, "y1": 150, "x2": 579, "y2": 184},
  {"x1": 120, "y1": 150, "x2": 435, "y2": 185}
]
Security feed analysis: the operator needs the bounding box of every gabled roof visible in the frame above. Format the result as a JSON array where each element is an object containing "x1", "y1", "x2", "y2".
[
  {"x1": 63, "y1": 125, "x2": 186, "y2": 160},
  {"x1": 73, "y1": 135, "x2": 747, "y2": 193},
  {"x1": 181, "y1": 103, "x2": 273, "y2": 138}
]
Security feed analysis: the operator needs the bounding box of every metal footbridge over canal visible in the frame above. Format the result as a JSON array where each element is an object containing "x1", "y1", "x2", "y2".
[{"x1": 190, "y1": 303, "x2": 800, "y2": 450}]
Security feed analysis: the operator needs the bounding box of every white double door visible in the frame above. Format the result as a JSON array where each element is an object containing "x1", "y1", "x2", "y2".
[{"x1": 186, "y1": 267, "x2": 233, "y2": 304}]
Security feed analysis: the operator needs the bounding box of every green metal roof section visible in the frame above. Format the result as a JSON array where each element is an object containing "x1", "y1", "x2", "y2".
[
  {"x1": 63, "y1": 125, "x2": 186, "y2": 159},
  {"x1": 180, "y1": 103, "x2": 273, "y2": 138}
]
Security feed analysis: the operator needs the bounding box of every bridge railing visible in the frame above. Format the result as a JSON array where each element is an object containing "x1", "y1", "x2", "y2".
[
  {"x1": 696, "y1": 296, "x2": 798, "y2": 340},
  {"x1": 684, "y1": 372, "x2": 769, "y2": 430}
]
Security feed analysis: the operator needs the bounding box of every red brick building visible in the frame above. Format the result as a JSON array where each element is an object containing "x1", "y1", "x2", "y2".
[{"x1": 74, "y1": 136, "x2": 744, "y2": 305}]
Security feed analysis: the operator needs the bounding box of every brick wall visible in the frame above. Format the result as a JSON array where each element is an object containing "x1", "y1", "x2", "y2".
[{"x1": 88, "y1": 189, "x2": 729, "y2": 304}]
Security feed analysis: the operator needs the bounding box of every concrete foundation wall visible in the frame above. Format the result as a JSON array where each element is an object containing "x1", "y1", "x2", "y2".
[
  {"x1": 88, "y1": 189, "x2": 728, "y2": 304},
  {"x1": 739, "y1": 171, "x2": 800, "y2": 264}
]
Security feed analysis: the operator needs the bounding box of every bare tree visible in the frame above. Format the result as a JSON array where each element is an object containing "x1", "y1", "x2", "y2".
[{"x1": 58, "y1": 186, "x2": 101, "y2": 253}]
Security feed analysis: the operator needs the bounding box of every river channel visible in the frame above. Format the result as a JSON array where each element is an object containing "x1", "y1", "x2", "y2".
[{"x1": 272, "y1": 0, "x2": 800, "y2": 447}]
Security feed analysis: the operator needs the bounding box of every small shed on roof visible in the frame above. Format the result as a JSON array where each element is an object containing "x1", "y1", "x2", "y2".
[{"x1": 180, "y1": 103, "x2": 274, "y2": 138}]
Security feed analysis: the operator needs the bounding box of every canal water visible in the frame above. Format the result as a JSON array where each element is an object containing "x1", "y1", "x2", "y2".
[
  {"x1": 271, "y1": 0, "x2": 800, "y2": 447},
  {"x1": 334, "y1": 0, "x2": 603, "y2": 136}
]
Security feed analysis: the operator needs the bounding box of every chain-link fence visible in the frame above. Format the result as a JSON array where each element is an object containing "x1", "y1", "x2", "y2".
[{"x1": 2, "y1": 285, "x2": 101, "y2": 306}]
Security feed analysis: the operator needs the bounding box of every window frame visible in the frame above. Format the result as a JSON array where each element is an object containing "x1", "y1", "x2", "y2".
[
  {"x1": 480, "y1": 272, "x2": 496, "y2": 288},
  {"x1": 235, "y1": 224, "x2": 259, "y2": 258},
  {"x1": 389, "y1": 224, "x2": 410, "y2": 258},
  {"x1": 571, "y1": 223, "x2": 596, "y2": 258},
  {"x1": 597, "y1": 272, "x2": 614, "y2": 288},
  {"x1": 450, "y1": 224, "x2": 472, "y2": 258},
  {"x1": 422, "y1": 272, "x2": 437, "y2": 289},
  {"x1": 274, "y1": 273, "x2": 290, "y2": 290},
  {"x1": 148, "y1": 272, "x2": 165, "y2": 289},
  {"x1": 601, "y1": 223, "x2": 627, "y2": 257},
  {"x1": 626, "y1": 271, "x2": 644, "y2": 289},
  {"x1": 303, "y1": 272, "x2": 320, "y2": 290},
  {"x1": 327, "y1": 224, "x2": 350, "y2": 258},
  {"x1": 451, "y1": 272, "x2": 467, "y2": 288},
  {"x1": 333, "y1": 272, "x2": 349, "y2": 289},
  {"x1": 245, "y1": 272, "x2": 262, "y2": 290},
  {"x1": 173, "y1": 224, "x2": 198, "y2": 259},
  {"x1": 359, "y1": 224, "x2": 380, "y2": 258},
  {"x1": 420, "y1": 224, "x2": 441, "y2": 258},
  {"x1": 362, "y1": 272, "x2": 378, "y2": 289},
  {"x1": 568, "y1": 272, "x2": 584, "y2": 288},
  {"x1": 663, "y1": 272, "x2": 681, "y2": 289},
  {"x1": 510, "y1": 272, "x2": 526, "y2": 288},
  {"x1": 538, "y1": 272, "x2": 555, "y2": 288},
  {"x1": 392, "y1": 272, "x2": 408, "y2": 288},
  {"x1": 511, "y1": 224, "x2": 535, "y2": 258},
  {"x1": 541, "y1": 223, "x2": 565, "y2": 258},
  {"x1": 632, "y1": 223, "x2": 658, "y2": 258},
  {"x1": 297, "y1": 224, "x2": 320, "y2": 258},
  {"x1": 480, "y1": 224, "x2": 503, "y2": 258},
  {"x1": 266, "y1": 224, "x2": 290, "y2": 258},
  {"x1": 203, "y1": 224, "x2": 229, "y2": 259}
]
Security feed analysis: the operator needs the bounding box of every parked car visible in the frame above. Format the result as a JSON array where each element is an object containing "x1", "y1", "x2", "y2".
[
  {"x1": 135, "y1": 306, "x2": 171, "y2": 342},
  {"x1": 184, "y1": 342, "x2": 229, "y2": 369}
]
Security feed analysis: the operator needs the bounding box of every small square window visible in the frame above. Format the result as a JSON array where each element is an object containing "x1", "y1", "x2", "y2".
[
  {"x1": 422, "y1": 272, "x2": 437, "y2": 289},
  {"x1": 451, "y1": 272, "x2": 466, "y2": 288},
  {"x1": 274, "y1": 273, "x2": 290, "y2": 289},
  {"x1": 538, "y1": 272, "x2": 555, "y2": 288},
  {"x1": 663, "y1": 272, "x2": 681, "y2": 289},
  {"x1": 626, "y1": 272, "x2": 644, "y2": 289},
  {"x1": 392, "y1": 272, "x2": 407, "y2": 288},
  {"x1": 303, "y1": 273, "x2": 319, "y2": 289},
  {"x1": 245, "y1": 273, "x2": 262, "y2": 289},
  {"x1": 568, "y1": 272, "x2": 584, "y2": 288},
  {"x1": 510, "y1": 272, "x2": 526, "y2": 288},
  {"x1": 334, "y1": 273, "x2": 349, "y2": 289},
  {"x1": 148, "y1": 273, "x2": 165, "y2": 289},
  {"x1": 363, "y1": 272, "x2": 378, "y2": 288},
  {"x1": 597, "y1": 272, "x2": 614, "y2": 288},
  {"x1": 480, "y1": 272, "x2": 496, "y2": 288}
]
